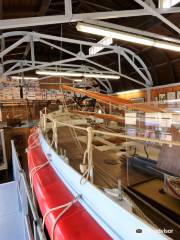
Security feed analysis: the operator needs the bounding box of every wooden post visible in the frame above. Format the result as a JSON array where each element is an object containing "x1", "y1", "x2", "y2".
[
  {"x1": 53, "y1": 120, "x2": 58, "y2": 151},
  {"x1": 87, "y1": 127, "x2": 94, "y2": 183},
  {"x1": 43, "y1": 114, "x2": 46, "y2": 133}
]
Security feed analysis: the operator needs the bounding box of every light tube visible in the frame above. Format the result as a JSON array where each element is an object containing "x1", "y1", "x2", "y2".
[
  {"x1": 36, "y1": 71, "x2": 82, "y2": 77},
  {"x1": 11, "y1": 76, "x2": 39, "y2": 80},
  {"x1": 76, "y1": 22, "x2": 180, "y2": 52},
  {"x1": 74, "y1": 79, "x2": 83, "y2": 82},
  {"x1": 77, "y1": 22, "x2": 154, "y2": 47},
  {"x1": 36, "y1": 70, "x2": 120, "y2": 79},
  {"x1": 154, "y1": 41, "x2": 180, "y2": 52}
]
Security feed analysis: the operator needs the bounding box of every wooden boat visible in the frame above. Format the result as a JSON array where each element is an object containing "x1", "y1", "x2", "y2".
[
  {"x1": 27, "y1": 84, "x2": 180, "y2": 239},
  {"x1": 27, "y1": 128, "x2": 165, "y2": 240},
  {"x1": 61, "y1": 85, "x2": 163, "y2": 113},
  {"x1": 28, "y1": 133, "x2": 110, "y2": 240}
]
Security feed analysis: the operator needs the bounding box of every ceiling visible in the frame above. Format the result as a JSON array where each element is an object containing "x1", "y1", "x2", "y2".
[{"x1": 1, "y1": 0, "x2": 180, "y2": 92}]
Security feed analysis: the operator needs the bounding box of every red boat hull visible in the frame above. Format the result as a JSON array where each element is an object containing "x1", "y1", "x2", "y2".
[{"x1": 28, "y1": 134, "x2": 111, "y2": 240}]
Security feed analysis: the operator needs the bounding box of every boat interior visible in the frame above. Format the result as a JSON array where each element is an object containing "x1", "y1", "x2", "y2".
[{"x1": 40, "y1": 90, "x2": 180, "y2": 239}]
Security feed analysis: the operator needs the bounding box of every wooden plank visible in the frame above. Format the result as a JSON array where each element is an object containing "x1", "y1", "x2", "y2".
[
  {"x1": 62, "y1": 85, "x2": 163, "y2": 112},
  {"x1": 70, "y1": 110, "x2": 125, "y2": 123},
  {"x1": 96, "y1": 145, "x2": 119, "y2": 152}
]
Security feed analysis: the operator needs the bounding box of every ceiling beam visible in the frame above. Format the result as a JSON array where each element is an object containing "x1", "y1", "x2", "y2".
[
  {"x1": 23, "y1": 0, "x2": 52, "y2": 59},
  {"x1": 0, "y1": 7, "x2": 180, "y2": 30},
  {"x1": 65, "y1": 0, "x2": 72, "y2": 19},
  {"x1": 0, "y1": 0, "x2": 2, "y2": 20},
  {"x1": 134, "y1": 0, "x2": 180, "y2": 34}
]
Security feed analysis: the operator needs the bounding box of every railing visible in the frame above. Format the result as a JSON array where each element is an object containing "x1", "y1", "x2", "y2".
[
  {"x1": 11, "y1": 140, "x2": 47, "y2": 240},
  {"x1": 41, "y1": 110, "x2": 180, "y2": 147}
]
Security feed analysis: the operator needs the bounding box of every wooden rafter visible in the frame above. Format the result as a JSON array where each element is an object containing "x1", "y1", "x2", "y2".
[{"x1": 62, "y1": 85, "x2": 163, "y2": 112}]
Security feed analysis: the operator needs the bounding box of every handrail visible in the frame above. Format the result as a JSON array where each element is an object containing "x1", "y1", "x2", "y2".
[
  {"x1": 43, "y1": 112, "x2": 180, "y2": 147},
  {"x1": 11, "y1": 140, "x2": 47, "y2": 240}
]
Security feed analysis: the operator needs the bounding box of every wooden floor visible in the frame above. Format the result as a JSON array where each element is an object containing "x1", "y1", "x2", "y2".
[
  {"x1": 132, "y1": 178, "x2": 180, "y2": 216},
  {"x1": 127, "y1": 188, "x2": 180, "y2": 239}
]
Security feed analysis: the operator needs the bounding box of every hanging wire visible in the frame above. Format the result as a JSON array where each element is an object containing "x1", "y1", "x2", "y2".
[{"x1": 55, "y1": 24, "x2": 84, "y2": 155}]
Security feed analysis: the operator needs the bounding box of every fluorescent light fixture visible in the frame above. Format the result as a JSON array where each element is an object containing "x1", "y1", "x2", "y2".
[
  {"x1": 115, "y1": 89, "x2": 141, "y2": 95},
  {"x1": 83, "y1": 73, "x2": 119, "y2": 79},
  {"x1": 74, "y1": 79, "x2": 83, "y2": 82},
  {"x1": 89, "y1": 37, "x2": 113, "y2": 55},
  {"x1": 77, "y1": 22, "x2": 154, "y2": 47},
  {"x1": 36, "y1": 70, "x2": 120, "y2": 79},
  {"x1": 76, "y1": 22, "x2": 180, "y2": 52},
  {"x1": 36, "y1": 71, "x2": 81, "y2": 77},
  {"x1": 154, "y1": 41, "x2": 180, "y2": 52},
  {"x1": 11, "y1": 76, "x2": 39, "y2": 80}
]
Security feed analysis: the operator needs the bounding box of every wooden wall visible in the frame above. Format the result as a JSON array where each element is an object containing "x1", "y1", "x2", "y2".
[
  {"x1": 4, "y1": 127, "x2": 30, "y2": 171},
  {"x1": 116, "y1": 83, "x2": 180, "y2": 102},
  {"x1": 151, "y1": 85, "x2": 180, "y2": 101}
]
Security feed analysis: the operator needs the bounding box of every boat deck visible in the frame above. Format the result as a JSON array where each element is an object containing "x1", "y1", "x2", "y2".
[
  {"x1": 45, "y1": 125, "x2": 180, "y2": 239},
  {"x1": 52, "y1": 126, "x2": 152, "y2": 188}
]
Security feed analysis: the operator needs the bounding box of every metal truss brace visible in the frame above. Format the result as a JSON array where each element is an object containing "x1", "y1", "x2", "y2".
[
  {"x1": 0, "y1": 7, "x2": 179, "y2": 30},
  {"x1": 134, "y1": 0, "x2": 180, "y2": 35},
  {"x1": 1, "y1": 31, "x2": 153, "y2": 92}
]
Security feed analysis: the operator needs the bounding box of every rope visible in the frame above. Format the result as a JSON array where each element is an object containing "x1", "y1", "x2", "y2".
[
  {"x1": 80, "y1": 127, "x2": 94, "y2": 184},
  {"x1": 28, "y1": 132, "x2": 54, "y2": 204},
  {"x1": 26, "y1": 131, "x2": 40, "y2": 152},
  {"x1": 42, "y1": 195, "x2": 81, "y2": 240},
  {"x1": 30, "y1": 160, "x2": 51, "y2": 204},
  {"x1": 29, "y1": 137, "x2": 55, "y2": 189}
]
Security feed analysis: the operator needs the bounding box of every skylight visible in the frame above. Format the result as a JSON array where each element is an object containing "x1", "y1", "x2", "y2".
[{"x1": 159, "y1": 0, "x2": 180, "y2": 8}]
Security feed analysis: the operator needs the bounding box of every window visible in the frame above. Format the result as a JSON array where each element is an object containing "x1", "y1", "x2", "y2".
[{"x1": 159, "y1": 0, "x2": 180, "y2": 8}]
